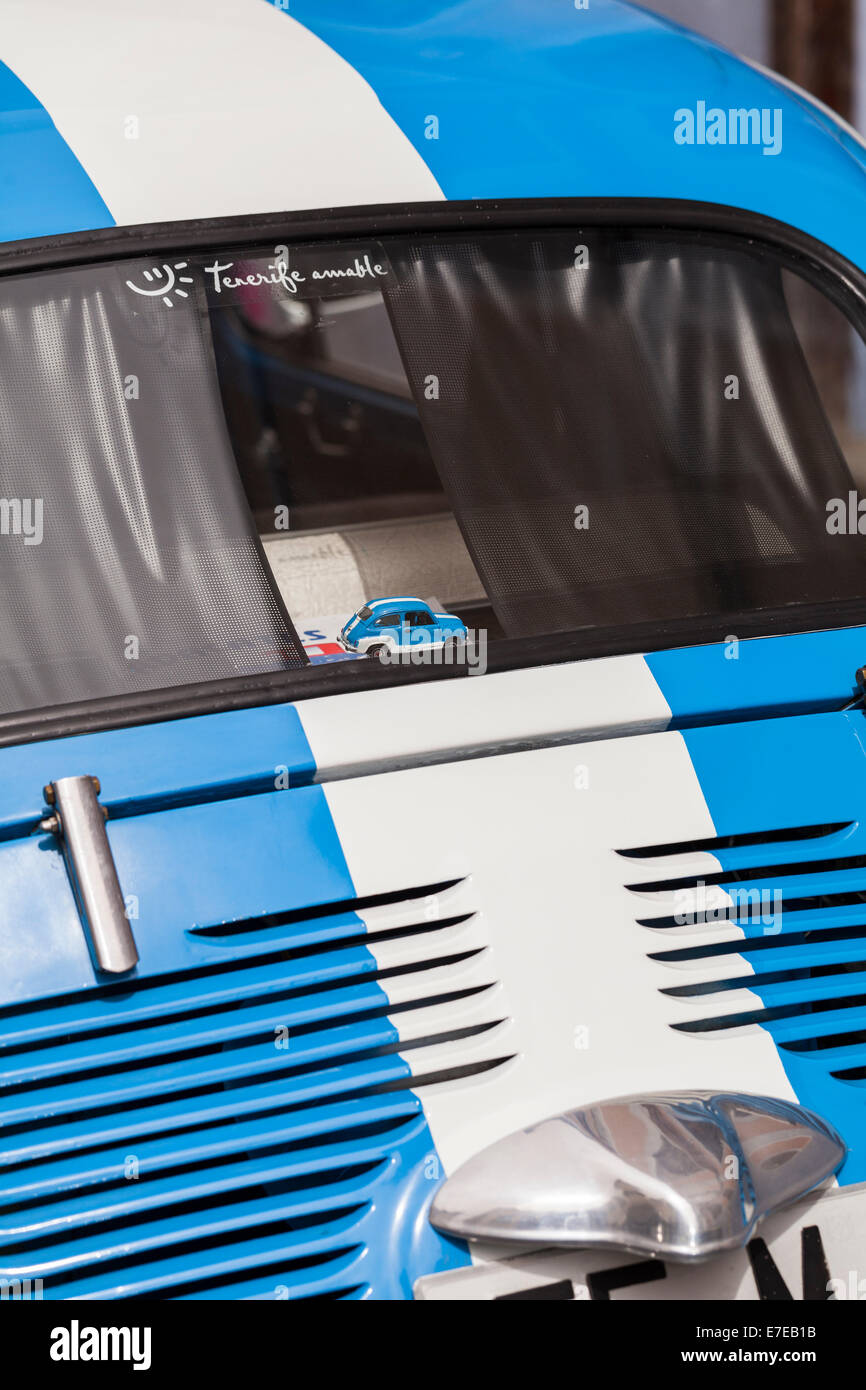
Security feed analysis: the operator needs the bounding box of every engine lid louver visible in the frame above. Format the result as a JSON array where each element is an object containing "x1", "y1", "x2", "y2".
[
  {"x1": 0, "y1": 878, "x2": 510, "y2": 1300},
  {"x1": 620, "y1": 819, "x2": 866, "y2": 1130}
]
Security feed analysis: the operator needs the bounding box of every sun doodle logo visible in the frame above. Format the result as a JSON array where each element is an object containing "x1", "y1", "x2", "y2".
[{"x1": 125, "y1": 261, "x2": 194, "y2": 308}]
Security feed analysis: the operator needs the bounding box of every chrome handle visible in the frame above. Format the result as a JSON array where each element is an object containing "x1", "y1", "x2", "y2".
[
  {"x1": 431, "y1": 1091, "x2": 846, "y2": 1260},
  {"x1": 41, "y1": 775, "x2": 139, "y2": 975}
]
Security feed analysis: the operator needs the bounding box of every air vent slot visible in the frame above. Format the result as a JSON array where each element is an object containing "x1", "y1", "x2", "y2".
[
  {"x1": 649, "y1": 921, "x2": 866, "y2": 964},
  {"x1": 187, "y1": 879, "x2": 463, "y2": 939},
  {"x1": 636, "y1": 888, "x2": 866, "y2": 930},
  {"x1": 661, "y1": 958, "x2": 866, "y2": 998},
  {"x1": 617, "y1": 822, "x2": 852, "y2": 859},
  {"x1": 671, "y1": 992, "x2": 866, "y2": 1033},
  {"x1": 627, "y1": 852, "x2": 866, "y2": 894}
]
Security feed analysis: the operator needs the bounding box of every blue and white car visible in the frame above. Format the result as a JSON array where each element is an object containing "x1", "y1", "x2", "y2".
[
  {"x1": 2, "y1": 0, "x2": 866, "y2": 1310},
  {"x1": 340, "y1": 598, "x2": 467, "y2": 658}
]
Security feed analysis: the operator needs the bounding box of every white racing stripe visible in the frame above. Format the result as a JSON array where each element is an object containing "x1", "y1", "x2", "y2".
[
  {"x1": 319, "y1": 721, "x2": 793, "y2": 1178},
  {"x1": 0, "y1": 0, "x2": 442, "y2": 226},
  {"x1": 300, "y1": 653, "x2": 675, "y2": 778}
]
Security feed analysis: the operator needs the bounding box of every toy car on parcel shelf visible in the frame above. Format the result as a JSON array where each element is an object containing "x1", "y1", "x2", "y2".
[{"x1": 339, "y1": 598, "x2": 467, "y2": 658}]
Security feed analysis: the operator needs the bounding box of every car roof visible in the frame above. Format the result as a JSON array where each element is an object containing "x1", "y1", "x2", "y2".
[
  {"x1": 0, "y1": 1, "x2": 864, "y2": 271},
  {"x1": 365, "y1": 598, "x2": 429, "y2": 612}
]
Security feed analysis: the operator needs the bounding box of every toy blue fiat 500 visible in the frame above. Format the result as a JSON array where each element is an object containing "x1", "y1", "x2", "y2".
[
  {"x1": 4, "y1": 0, "x2": 866, "y2": 1313},
  {"x1": 340, "y1": 598, "x2": 467, "y2": 657}
]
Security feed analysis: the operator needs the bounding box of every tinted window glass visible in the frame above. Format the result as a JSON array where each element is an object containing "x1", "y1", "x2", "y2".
[
  {"x1": 1, "y1": 224, "x2": 865, "y2": 715},
  {"x1": 205, "y1": 231, "x2": 866, "y2": 648}
]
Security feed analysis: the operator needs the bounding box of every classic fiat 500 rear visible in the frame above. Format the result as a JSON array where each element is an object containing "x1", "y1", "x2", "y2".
[{"x1": 3, "y1": 0, "x2": 866, "y2": 1303}]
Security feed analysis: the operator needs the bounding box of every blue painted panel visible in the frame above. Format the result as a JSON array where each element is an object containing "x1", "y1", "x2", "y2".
[
  {"x1": 668, "y1": 707, "x2": 866, "y2": 1184},
  {"x1": 0, "y1": 59, "x2": 113, "y2": 241},
  {"x1": 0, "y1": 780, "x2": 351, "y2": 1002},
  {"x1": 679, "y1": 710, "x2": 865, "y2": 831},
  {"x1": 0, "y1": 703, "x2": 317, "y2": 834},
  {"x1": 0, "y1": 0, "x2": 861, "y2": 265},
  {"x1": 646, "y1": 626, "x2": 866, "y2": 728},
  {"x1": 284, "y1": 0, "x2": 866, "y2": 273}
]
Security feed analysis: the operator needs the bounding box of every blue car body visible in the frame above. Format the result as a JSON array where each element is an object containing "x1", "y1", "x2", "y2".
[
  {"x1": 340, "y1": 598, "x2": 467, "y2": 655},
  {"x1": 1, "y1": 0, "x2": 866, "y2": 1304}
]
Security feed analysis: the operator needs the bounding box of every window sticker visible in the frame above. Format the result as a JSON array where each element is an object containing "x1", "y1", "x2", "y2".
[{"x1": 200, "y1": 242, "x2": 393, "y2": 309}]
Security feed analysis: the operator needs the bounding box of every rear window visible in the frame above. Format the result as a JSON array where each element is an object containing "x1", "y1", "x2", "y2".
[{"x1": 1, "y1": 222, "x2": 865, "y2": 714}]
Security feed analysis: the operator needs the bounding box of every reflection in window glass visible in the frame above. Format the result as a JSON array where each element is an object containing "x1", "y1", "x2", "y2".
[{"x1": 0, "y1": 225, "x2": 864, "y2": 714}]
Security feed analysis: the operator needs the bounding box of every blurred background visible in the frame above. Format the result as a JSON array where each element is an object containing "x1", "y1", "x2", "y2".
[{"x1": 644, "y1": 0, "x2": 864, "y2": 131}]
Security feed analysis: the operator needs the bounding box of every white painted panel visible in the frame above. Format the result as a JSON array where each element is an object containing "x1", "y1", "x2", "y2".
[
  {"x1": 0, "y1": 0, "x2": 442, "y2": 225},
  {"x1": 322, "y1": 726, "x2": 792, "y2": 1177},
  {"x1": 300, "y1": 653, "x2": 674, "y2": 777}
]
